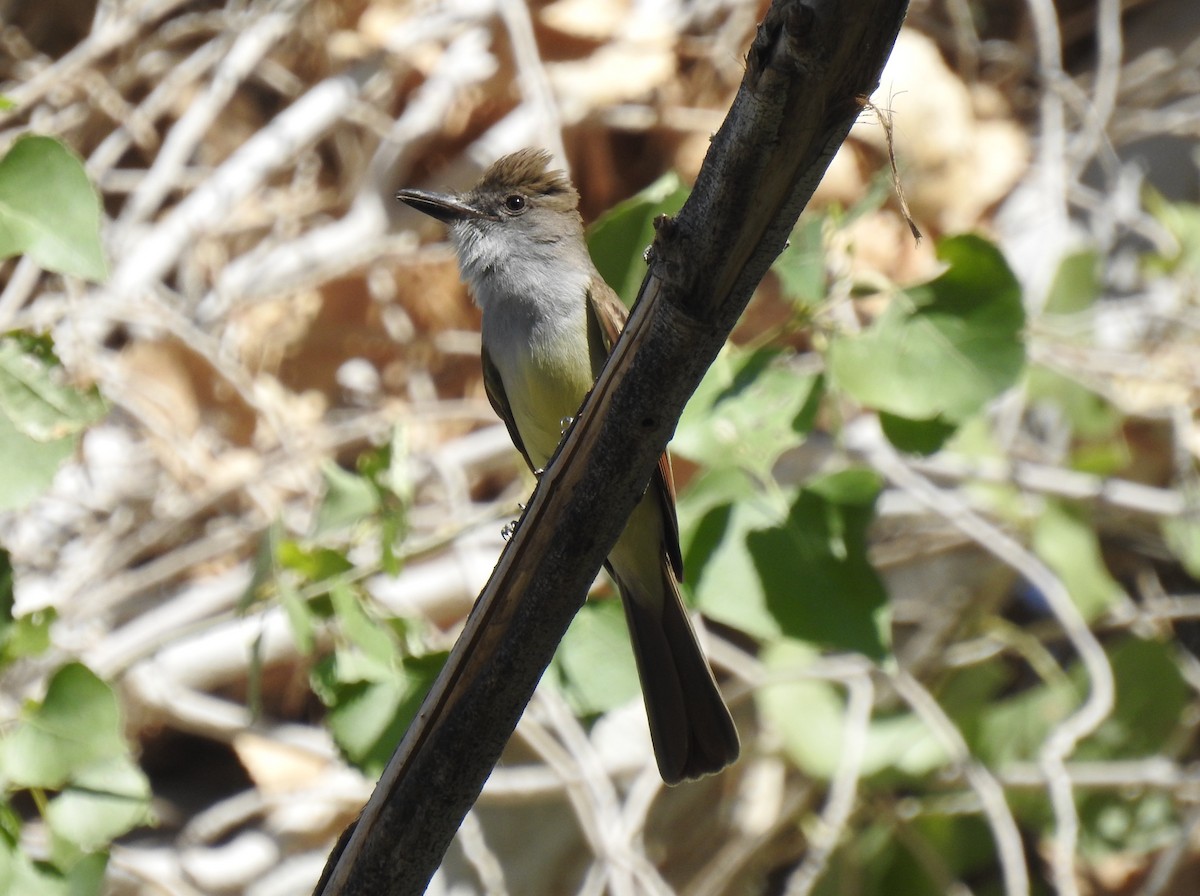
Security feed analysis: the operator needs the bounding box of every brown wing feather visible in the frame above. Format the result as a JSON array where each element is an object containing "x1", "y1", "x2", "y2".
[
  {"x1": 585, "y1": 279, "x2": 684, "y2": 580},
  {"x1": 481, "y1": 342, "x2": 536, "y2": 474}
]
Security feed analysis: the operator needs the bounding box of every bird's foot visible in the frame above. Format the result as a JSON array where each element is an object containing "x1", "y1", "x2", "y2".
[{"x1": 501, "y1": 503, "x2": 526, "y2": 541}]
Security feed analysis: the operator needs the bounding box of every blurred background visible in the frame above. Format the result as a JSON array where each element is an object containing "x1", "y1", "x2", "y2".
[{"x1": 1, "y1": 0, "x2": 1199, "y2": 894}]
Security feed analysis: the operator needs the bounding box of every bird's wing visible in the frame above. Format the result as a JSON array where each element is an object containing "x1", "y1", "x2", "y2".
[
  {"x1": 481, "y1": 341, "x2": 537, "y2": 474},
  {"x1": 585, "y1": 280, "x2": 684, "y2": 580}
]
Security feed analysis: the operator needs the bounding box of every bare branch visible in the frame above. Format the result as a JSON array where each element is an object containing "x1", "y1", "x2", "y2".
[{"x1": 314, "y1": 1, "x2": 909, "y2": 893}]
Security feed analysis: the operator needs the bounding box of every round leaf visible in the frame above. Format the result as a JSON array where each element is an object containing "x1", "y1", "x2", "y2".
[{"x1": 0, "y1": 136, "x2": 107, "y2": 281}]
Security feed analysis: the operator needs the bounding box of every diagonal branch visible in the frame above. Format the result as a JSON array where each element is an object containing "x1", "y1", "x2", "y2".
[{"x1": 315, "y1": 1, "x2": 909, "y2": 893}]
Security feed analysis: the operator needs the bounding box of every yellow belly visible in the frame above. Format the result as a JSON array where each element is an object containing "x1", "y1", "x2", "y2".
[{"x1": 507, "y1": 350, "x2": 594, "y2": 468}]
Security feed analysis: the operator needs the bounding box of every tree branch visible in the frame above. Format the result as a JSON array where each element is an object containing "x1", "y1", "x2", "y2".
[{"x1": 315, "y1": 1, "x2": 908, "y2": 893}]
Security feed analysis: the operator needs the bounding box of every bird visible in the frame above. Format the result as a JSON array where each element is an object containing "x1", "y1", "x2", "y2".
[{"x1": 397, "y1": 148, "x2": 738, "y2": 784}]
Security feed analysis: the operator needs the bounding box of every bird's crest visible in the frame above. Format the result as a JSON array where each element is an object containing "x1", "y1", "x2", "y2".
[{"x1": 474, "y1": 148, "x2": 578, "y2": 207}]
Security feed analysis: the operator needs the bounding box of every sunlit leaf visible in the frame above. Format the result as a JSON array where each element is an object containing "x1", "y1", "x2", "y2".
[
  {"x1": 1043, "y1": 250, "x2": 1100, "y2": 314},
  {"x1": 0, "y1": 336, "x2": 105, "y2": 511},
  {"x1": 330, "y1": 582, "x2": 395, "y2": 665},
  {"x1": 46, "y1": 757, "x2": 151, "y2": 850},
  {"x1": 750, "y1": 469, "x2": 890, "y2": 659},
  {"x1": 1144, "y1": 190, "x2": 1200, "y2": 279},
  {"x1": 587, "y1": 172, "x2": 689, "y2": 305},
  {"x1": 0, "y1": 836, "x2": 76, "y2": 896},
  {"x1": 675, "y1": 346, "x2": 822, "y2": 477},
  {"x1": 757, "y1": 641, "x2": 844, "y2": 778},
  {"x1": 1032, "y1": 501, "x2": 1124, "y2": 622},
  {"x1": 313, "y1": 461, "x2": 378, "y2": 536},
  {"x1": 758, "y1": 641, "x2": 946, "y2": 780},
  {"x1": 678, "y1": 468, "x2": 782, "y2": 639},
  {"x1": 276, "y1": 540, "x2": 353, "y2": 581},
  {"x1": 0, "y1": 135, "x2": 107, "y2": 281},
  {"x1": 773, "y1": 214, "x2": 827, "y2": 308},
  {"x1": 551, "y1": 598, "x2": 639, "y2": 716},
  {"x1": 829, "y1": 235, "x2": 1024, "y2": 429},
  {"x1": 278, "y1": 576, "x2": 316, "y2": 655},
  {"x1": 0, "y1": 336, "x2": 105, "y2": 442},
  {"x1": 312, "y1": 650, "x2": 445, "y2": 777},
  {"x1": 0, "y1": 412, "x2": 74, "y2": 512},
  {"x1": 1, "y1": 664, "x2": 128, "y2": 789}
]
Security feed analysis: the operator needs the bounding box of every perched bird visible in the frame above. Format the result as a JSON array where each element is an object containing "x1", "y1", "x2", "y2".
[{"x1": 397, "y1": 149, "x2": 738, "y2": 784}]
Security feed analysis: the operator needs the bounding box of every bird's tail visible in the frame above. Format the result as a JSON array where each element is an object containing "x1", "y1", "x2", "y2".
[{"x1": 617, "y1": 562, "x2": 740, "y2": 785}]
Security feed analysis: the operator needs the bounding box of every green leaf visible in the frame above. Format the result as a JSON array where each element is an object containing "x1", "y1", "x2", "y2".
[
  {"x1": 239, "y1": 521, "x2": 280, "y2": 612},
  {"x1": 749, "y1": 469, "x2": 890, "y2": 659},
  {"x1": 355, "y1": 434, "x2": 411, "y2": 575},
  {"x1": 46, "y1": 758, "x2": 151, "y2": 850},
  {"x1": 1026, "y1": 366, "x2": 1123, "y2": 442},
  {"x1": 313, "y1": 461, "x2": 379, "y2": 536},
  {"x1": 0, "y1": 335, "x2": 105, "y2": 511},
  {"x1": 1078, "y1": 790, "x2": 1177, "y2": 857},
  {"x1": 828, "y1": 234, "x2": 1025, "y2": 424},
  {"x1": 277, "y1": 576, "x2": 316, "y2": 655},
  {"x1": 1031, "y1": 501, "x2": 1124, "y2": 621},
  {"x1": 757, "y1": 641, "x2": 845, "y2": 778},
  {"x1": 1044, "y1": 250, "x2": 1100, "y2": 314},
  {"x1": 1144, "y1": 190, "x2": 1200, "y2": 279},
  {"x1": 674, "y1": 346, "x2": 823, "y2": 477},
  {"x1": 1, "y1": 664, "x2": 128, "y2": 789},
  {"x1": 313, "y1": 650, "x2": 445, "y2": 777},
  {"x1": 0, "y1": 411, "x2": 75, "y2": 511},
  {"x1": 1026, "y1": 366, "x2": 1130, "y2": 476},
  {"x1": 678, "y1": 468, "x2": 783, "y2": 639},
  {"x1": 860, "y1": 712, "x2": 949, "y2": 778},
  {"x1": 973, "y1": 678, "x2": 1076, "y2": 765},
  {"x1": 0, "y1": 608, "x2": 55, "y2": 666},
  {"x1": 822, "y1": 815, "x2": 999, "y2": 896},
  {"x1": 551, "y1": 599, "x2": 639, "y2": 716},
  {"x1": 0, "y1": 836, "x2": 73, "y2": 896},
  {"x1": 1076, "y1": 637, "x2": 1189, "y2": 761},
  {"x1": 330, "y1": 582, "x2": 395, "y2": 665},
  {"x1": 587, "y1": 172, "x2": 689, "y2": 305},
  {"x1": 0, "y1": 548, "x2": 11, "y2": 639},
  {"x1": 0, "y1": 335, "x2": 105, "y2": 442},
  {"x1": 0, "y1": 136, "x2": 107, "y2": 281},
  {"x1": 1163, "y1": 493, "x2": 1200, "y2": 580},
  {"x1": 972, "y1": 636, "x2": 1186, "y2": 771},
  {"x1": 877, "y1": 411, "x2": 957, "y2": 456},
  {"x1": 276, "y1": 540, "x2": 353, "y2": 581},
  {"x1": 1086, "y1": 792, "x2": 1179, "y2": 859},
  {"x1": 773, "y1": 215, "x2": 827, "y2": 308},
  {"x1": 758, "y1": 642, "x2": 947, "y2": 780},
  {"x1": 64, "y1": 852, "x2": 107, "y2": 896}
]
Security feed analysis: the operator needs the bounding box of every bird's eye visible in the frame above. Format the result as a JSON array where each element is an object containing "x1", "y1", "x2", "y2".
[{"x1": 503, "y1": 194, "x2": 526, "y2": 213}]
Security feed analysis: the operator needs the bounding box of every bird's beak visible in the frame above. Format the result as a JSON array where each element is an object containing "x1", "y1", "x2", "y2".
[{"x1": 396, "y1": 189, "x2": 496, "y2": 224}]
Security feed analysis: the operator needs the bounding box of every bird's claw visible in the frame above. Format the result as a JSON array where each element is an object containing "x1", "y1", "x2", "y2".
[{"x1": 501, "y1": 503, "x2": 526, "y2": 541}]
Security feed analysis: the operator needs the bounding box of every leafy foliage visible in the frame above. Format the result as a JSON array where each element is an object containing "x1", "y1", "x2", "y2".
[
  {"x1": 587, "y1": 172, "x2": 689, "y2": 306},
  {"x1": 0, "y1": 137, "x2": 107, "y2": 512},
  {"x1": 0, "y1": 665, "x2": 151, "y2": 895},
  {"x1": 1, "y1": 115, "x2": 1195, "y2": 896},
  {"x1": 0, "y1": 334, "x2": 105, "y2": 511},
  {"x1": 829, "y1": 234, "x2": 1025, "y2": 453},
  {"x1": 0, "y1": 135, "x2": 107, "y2": 281},
  {"x1": 0, "y1": 137, "x2": 142, "y2": 894}
]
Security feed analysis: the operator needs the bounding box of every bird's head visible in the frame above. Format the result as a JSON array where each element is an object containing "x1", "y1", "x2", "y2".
[{"x1": 397, "y1": 149, "x2": 587, "y2": 292}]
